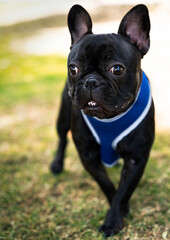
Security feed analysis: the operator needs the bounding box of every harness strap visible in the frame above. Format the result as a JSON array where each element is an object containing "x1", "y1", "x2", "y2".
[{"x1": 81, "y1": 72, "x2": 152, "y2": 167}]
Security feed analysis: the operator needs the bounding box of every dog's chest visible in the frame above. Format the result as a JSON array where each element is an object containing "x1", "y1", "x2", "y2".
[{"x1": 81, "y1": 72, "x2": 152, "y2": 167}]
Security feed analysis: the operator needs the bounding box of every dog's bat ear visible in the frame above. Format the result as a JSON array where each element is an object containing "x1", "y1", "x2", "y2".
[
  {"x1": 68, "y1": 4, "x2": 92, "y2": 45},
  {"x1": 118, "y1": 4, "x2": 150, "y2": 56}
]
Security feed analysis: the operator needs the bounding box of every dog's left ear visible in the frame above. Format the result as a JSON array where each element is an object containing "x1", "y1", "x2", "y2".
[
  {"x1": 68, "y1": 5, "x2": 92, "y2": 45},
  {"x1": 118, "y1": 4, "x2": 150, "y2": 56}
]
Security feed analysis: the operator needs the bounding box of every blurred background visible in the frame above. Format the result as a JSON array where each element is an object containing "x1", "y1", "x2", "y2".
[{"x1": 0, "y1": 1, "x2": 169, "y2": 240}]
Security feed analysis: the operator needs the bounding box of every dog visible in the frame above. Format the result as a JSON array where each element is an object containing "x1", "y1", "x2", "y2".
[{"x1": 51, "y1": 4, "x2": 155, "y2": 237}]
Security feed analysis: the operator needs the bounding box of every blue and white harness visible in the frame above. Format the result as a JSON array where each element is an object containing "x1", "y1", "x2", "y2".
[{"x1": 81, "y1": 72, "x2": 152, "y2": 167}]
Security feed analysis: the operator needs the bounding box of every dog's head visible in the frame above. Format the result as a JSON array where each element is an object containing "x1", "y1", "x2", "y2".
[{"x1": 67, "y1": 4, "x2": 150, "y2": 118}]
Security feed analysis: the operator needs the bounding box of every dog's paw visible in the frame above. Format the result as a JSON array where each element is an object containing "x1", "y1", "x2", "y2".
[
  {"x1": 99, "y1": 220, "x2": 124, "y2": 238},
  {"x1": 50, "y1": 159, "x2": 63, "y2": 175}
]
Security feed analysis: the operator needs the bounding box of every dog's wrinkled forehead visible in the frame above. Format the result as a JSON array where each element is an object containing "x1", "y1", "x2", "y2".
[{"x1": 68, "y1": 33, "x2": 137, "y2": 66}]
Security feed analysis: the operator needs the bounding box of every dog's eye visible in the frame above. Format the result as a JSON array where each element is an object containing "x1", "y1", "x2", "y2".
[
  {"x1": 109, "y1": 65, "x2": 124, "y2": 75},
  {"x1": 69, "y1": 66, "x2": 79, "y2": 76}
]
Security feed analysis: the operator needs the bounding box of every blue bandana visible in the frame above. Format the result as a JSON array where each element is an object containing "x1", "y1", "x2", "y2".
[{"x1": 81, "y1": 71, "x2": 152, "y2": 167}]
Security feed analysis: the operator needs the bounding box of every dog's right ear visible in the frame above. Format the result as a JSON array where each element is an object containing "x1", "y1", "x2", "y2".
[{"x1": 68, "y1": 5, "x2": 92, "y2": 45}]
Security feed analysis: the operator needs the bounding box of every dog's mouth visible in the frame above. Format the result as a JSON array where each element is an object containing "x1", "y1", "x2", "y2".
[
  {"x1": 82, "y1": 97, "x2": 134, "y2": 118},
  {"x1": 86, "y1": 100, "x2": 98, "y2": 108},
  {"x1": 83, "y1": 100, "x2": 102, "y2": 116},
  {"x1": 83, "y1": 100, "x2": 102, "y2": 111},
  {"x1": 83, "y1": 100, "x2": 117, "y2": 118}
]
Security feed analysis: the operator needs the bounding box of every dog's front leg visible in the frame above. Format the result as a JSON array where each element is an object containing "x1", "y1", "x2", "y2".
[
  {"x1": 100, "y1": 157, "x2": 148, "y2": 237},
  {"x1": 72, "y1": 110, "x2": 116, "y2": 205}
]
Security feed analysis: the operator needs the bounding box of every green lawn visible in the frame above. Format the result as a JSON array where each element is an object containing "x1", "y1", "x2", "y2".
[{"x1": 0, "y1": 27, "x2": 169, "y2": 240}]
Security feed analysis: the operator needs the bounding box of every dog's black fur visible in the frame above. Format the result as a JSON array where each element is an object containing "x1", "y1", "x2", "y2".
[{"x1": 51, "y1": 4, "x2": 155, "y2": 237}]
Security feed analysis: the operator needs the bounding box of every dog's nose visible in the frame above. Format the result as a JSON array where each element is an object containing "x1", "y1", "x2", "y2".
[{"x1": 84, "y1": 77, "x2": 100, "y2": 90}]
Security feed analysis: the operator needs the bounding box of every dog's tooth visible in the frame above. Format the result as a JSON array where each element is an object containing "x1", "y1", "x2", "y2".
[{"x1": 88, "y1": 101, "x2": 97, "y2": 107}]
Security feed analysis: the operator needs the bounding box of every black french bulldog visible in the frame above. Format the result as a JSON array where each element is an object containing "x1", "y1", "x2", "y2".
[{"x1": 51, "y1": 4, "x2": 155, "y2": 237}]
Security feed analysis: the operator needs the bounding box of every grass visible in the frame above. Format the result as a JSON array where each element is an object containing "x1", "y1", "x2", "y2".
[{"x1": 0, "y1": 21, "x2": 170, "y2": 240}]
